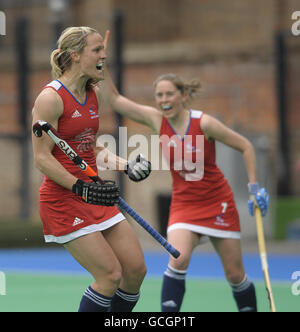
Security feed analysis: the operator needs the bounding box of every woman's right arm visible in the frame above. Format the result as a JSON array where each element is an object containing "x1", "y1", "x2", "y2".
[
  {"x1": 32, "y1": 89, "x2": 78, "y2": 190},
  {"x1": 98, "y1": 68, "x2": 162, "y2": 134}
]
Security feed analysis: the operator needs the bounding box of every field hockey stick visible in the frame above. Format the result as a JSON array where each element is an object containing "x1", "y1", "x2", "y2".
[
  {"x1": 33, "y1": 120, "x2": 180, "y2": 259},
  {"x1": 255, "y1": 207, "x2": 276, "y2": 312}
]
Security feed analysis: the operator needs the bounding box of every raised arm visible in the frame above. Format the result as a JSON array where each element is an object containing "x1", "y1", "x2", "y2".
[{"x1": 97, "y1": 67, "x2": 162, "y2": 134}]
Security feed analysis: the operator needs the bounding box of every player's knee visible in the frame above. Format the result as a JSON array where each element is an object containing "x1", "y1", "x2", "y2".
[
  {"x1": 125, "y1": 260, "x2": 147, "y2": 285},
  {"x1": 137, "y1": 261, "x2": 147, "y2": 281},
  {"x1": 132, "y1": 261, "x2": 147, "y2": 282},
  {"x1": 94, "y1": 263, "x2": 123, "y2": 292},
  {"x1": 108, "y1": 268, "x2": 123, "y2": 287},
  {"x1": 225, "y1": 270, "x2": 245, "y2": 285},
  {"x1": 169, "y1": 254, "x2": 190, "y2": 271}
]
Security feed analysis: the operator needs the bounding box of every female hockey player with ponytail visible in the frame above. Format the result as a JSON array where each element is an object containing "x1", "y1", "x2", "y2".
[
  {"x1": 32, "y1": 27, "x2": 151, "y2": 312},
  {"x1": 101, "y1": 67, "x2": 269, "y2": 312}
]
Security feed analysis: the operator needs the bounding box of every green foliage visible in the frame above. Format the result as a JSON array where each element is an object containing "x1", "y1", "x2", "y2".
[{"x1": 274, "y1": 197, "x2": 300, "y2": 240}]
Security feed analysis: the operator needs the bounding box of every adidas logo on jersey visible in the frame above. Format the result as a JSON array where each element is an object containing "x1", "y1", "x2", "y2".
[
  {"x1": 72, "y1": 217, "x2": 84, "y2": 226},
  {"x1": 72, "y1": 110, "x2": 82, "y2": 118}
]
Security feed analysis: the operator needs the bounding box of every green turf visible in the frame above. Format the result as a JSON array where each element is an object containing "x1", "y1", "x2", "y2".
[
  {"x1": 0, "y1": 273, "x2": 298, "y2": 312},
  {"x1": 274, "y1": 197, "x2": 300, "y2": 239}
]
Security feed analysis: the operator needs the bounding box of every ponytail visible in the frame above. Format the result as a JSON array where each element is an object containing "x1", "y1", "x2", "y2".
[
  {"x1": 184, "y1": 78, "x2": 202, "y2": 100},
  {"x1": 50, "y1": 49, "x2": 63, "y2": 79}
]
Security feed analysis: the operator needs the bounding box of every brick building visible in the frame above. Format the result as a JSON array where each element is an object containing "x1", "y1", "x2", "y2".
[{"x1": 0, "y1": 0, "x2": 299, "y2": 238}]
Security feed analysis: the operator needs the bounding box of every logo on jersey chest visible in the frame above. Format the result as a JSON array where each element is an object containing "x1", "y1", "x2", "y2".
[
  {"x1": 72, "y1": 109, "x2": 82, "y2": 118},
  {"x1": 71, "y1": 106, "x2": 99, "y2": 120},
  {"x1": 89, "y1": 106, "x2": 99, "y2": 119}
]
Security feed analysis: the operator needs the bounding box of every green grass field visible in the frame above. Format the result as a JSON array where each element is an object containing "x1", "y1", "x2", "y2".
[{"x1": 0, "y1": 273, "x2": 298, "y2": 312}]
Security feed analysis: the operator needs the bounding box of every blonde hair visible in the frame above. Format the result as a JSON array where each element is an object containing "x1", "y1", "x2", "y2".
[
  {"x1": 153, "y1": 73, "x2": 201, "y2": 102},
  {"x1": 50, "y1": 26, "x2": 98, "y2": 89}
]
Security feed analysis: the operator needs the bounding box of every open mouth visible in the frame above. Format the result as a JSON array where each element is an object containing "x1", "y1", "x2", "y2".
[
  {"x1": 96, "y1": 62, "x2": 104, "y2": 71},
  {"x1": 162, "y1": 105, "x2": 172, "y2": 111}
]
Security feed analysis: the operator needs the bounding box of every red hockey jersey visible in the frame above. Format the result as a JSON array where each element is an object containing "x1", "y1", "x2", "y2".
[
  {"x1": 38, "y1": 80, "x2": 121, "y2": 240},
  {"x1": 160, "y1": 110, "x2": 241, "y2": 238}
]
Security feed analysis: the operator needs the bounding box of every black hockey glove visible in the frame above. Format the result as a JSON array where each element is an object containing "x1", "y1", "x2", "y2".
[
  {"x1": 125, "y1": 154, "x2": 152, "y2": 182},
  {"x1": 72, "y1": 179, "x2": 120, "y2": 206}
]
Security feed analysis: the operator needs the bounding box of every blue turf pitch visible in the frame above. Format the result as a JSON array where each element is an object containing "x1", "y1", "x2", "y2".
[
  {"x1": 0, "y1": 248, "x2": 299, "y2": 281},
  {"x1": 0, "y1": 248, "x2": 299, "y2": 312}
]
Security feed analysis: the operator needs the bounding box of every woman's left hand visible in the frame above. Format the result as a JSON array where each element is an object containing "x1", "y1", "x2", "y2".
[
  {"x1": 248, "y1": 184, "x2": 270, "y2": 217},
  {"x1": 125, "y1": 154, "x2": 152, "y2": 182}
]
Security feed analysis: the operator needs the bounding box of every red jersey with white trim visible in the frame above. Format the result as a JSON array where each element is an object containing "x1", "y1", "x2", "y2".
[
  {"x1": 160, "y1": 110, "x2": 240, "y2": 233},
  {"x1": 38, "y1": 80, "x2": 121, "y2": 238},
  {"x1": 40, "y1": 79, "x2": 100, "y2": 193}
]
